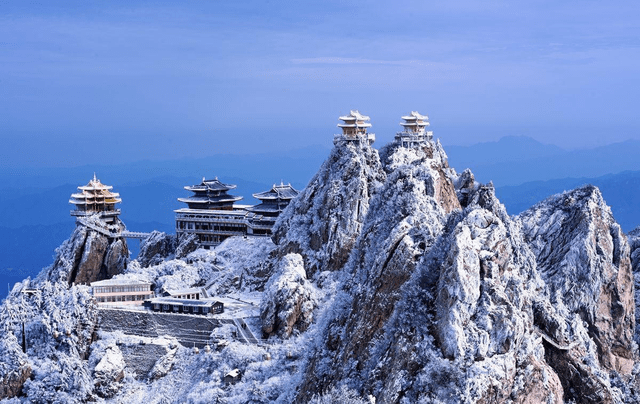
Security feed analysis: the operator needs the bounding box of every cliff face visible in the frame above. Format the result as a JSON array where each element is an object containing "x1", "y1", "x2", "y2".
[
  {"x1": 295, "y1": 141, "x2": 638, "y2": 402},
  {"x1": 628, "y1": 227, "x2": 640, "y2": 346},
  {"x1": 518, "y1": 187, "x2": 637, "y2": 402},
  {"x1": 519, "y1": 187, "x2": 635, "y2": 371},
  {"x1": 47, "y1": 216, "x2": 129, "y2": 286},
  {"x1": 1, "y1": 130, "x2": 639, "y2": 403},
  {"x1": 272, "y1": 138, "x2": 386, "y2": 277},
  {"x1": 297, "y1": 140, "x2": 565, "y2": 403}
]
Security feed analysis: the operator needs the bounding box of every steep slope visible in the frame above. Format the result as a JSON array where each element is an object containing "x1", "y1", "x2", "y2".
[
  {"x1": 272, "y1": 137, "x2": 385, "y2": 278},
  {"x1": 46, "y1": 215, "x2": 129, "y2": 286},
  {"x1": 518, "y1": 186, "x2": 637, "y2": 402},
  {"x1": 298, "y1": 159, "x2": 565, "y2": 403},
  {"x1": 628, "y1": 227, "x2": 640, "y2": 345},
  {"x1": 296, "y1": 144, "x2": 638, "y2": 402}
]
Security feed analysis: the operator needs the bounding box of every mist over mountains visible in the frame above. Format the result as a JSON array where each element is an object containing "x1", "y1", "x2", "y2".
[
  {"x1": 2, "y1": 136, "x2": 640, "y2": 300},
  {"x1": 446, "y1": 136, "x2": 640, "y2": 186}
]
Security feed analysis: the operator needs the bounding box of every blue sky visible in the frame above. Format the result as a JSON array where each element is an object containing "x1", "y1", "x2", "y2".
[{"x1": 1, "y1": 0, "x2": 640, "y2": 168}]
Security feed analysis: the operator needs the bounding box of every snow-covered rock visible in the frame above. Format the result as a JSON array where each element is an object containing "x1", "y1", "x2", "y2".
[
  {"x1": 272, "y1": 138, "x2": 386, "y2": 277},
  {"x1": 47, "y1": 216, "x2": 129, "y2": 285},
  {"x1": 1, "y1": 127, "x2": 639, "y2": 403},
  {"x1": 137, "y1": 231, "x2": 177, "y2": 267},
  {"x1": 518, "y1": 185, "x2": 637, "y2": 402},
  {"x1": 260, "y1": 253, "x2": 317, "y2": 338},
  {"x1": 92, "y1": 344, "x2": 126, "y2": 397},
  {"x1": 628, "y1": 227, "x2": 640, "y2": 346}
]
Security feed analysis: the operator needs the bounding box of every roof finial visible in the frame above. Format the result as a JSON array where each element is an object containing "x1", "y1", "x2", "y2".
[{"x1": 93, "y1": 172, "x2": 97, "y2": 182}]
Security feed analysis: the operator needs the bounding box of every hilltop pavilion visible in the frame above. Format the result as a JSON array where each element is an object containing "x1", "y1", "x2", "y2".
[
  {"x1": 395, "y1": 111, "x2": 433, "y2": 148},
  {"x1": 69, "y1": 174, "x2": 122, "y2": 223},
  {"x1": 336, "y1": 110, "x2": 375, "y2": 145}
]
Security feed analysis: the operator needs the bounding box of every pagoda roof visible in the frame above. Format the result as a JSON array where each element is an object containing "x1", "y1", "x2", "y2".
[
  {"x1": 77, "y1": 174, "x2": 114, "y2": 191},
  {"x1": 185, "y1": 177, "x2": 237, "y2": 192},
  {"x1": 178, "y1": 195, "x2": 243, "y2": 204},
  {"x1": 339, "y1": 110, "x2": 370, "y2": 121},
  {"x1": 246, "y1": 204, "x2": 283, "y2": 214},
  {"x1": 252, "y1": 183, "x2": 299, "y2": 201},
  {"x1": 148, "y1": 297, "x2": 222, "y2": 307},
  {"x1": 401, "y1": 111, "x2": 429, "y2": 121},
  {"x1": 71, "y1": 175, "x2": 122, "y2": 205}
]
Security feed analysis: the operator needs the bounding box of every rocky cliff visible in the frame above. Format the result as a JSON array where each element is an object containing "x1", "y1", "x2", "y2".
[
  {"x1": 293, "y1": 138, "x2": 639, "y2": 402},
  {"x1": 1, "y1": 130, "x2": 640, "y2": 403},
  {"x1": 272, "y1": 136, "x2": 386, "y2": 277},
  {"x1": 47, "y1": 215, "x2": 129, "y2": 286}
]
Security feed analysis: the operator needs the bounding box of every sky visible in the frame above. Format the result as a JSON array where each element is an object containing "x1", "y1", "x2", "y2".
[{"x1": 1, "y1": 0, "x2": 640, "y2": 168}]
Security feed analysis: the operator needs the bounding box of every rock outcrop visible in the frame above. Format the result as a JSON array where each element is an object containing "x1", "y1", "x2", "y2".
[
  {"x1": 518, "y1": 186, "x2": 636, "y2": 402},
  {"x1": 272, "y1": 136, "x2": 386, "y2": 277},
  {"x1": 519, "y1": 187, "x2": 635, "y2": 371},
  {"x1": 628, "y1": 227, "x2": 640, "y2": 345},
  {"x1": 296, "y1": 140, "x2": 637, "y2": 402},
  {"x1": 47, "y1": 215, "x2": 129, "y2": 285},
  {"x1": 137, "y1": 231, "x2": 177, "y2": 267},
  {"x1": 92, "y1": 344, "x2": 125, "y2": 398},
  {"x1": 260, "y1": 253, "x2": 316, "y2": 338}
]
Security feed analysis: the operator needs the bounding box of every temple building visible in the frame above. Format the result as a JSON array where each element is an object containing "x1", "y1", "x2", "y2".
[
  {"x1": 336, "y1": 110, "x2": 375, "y2": 145},
  {"x1": 395, "y1": 111, "x2": 433, "y2": 148},
  {"x1": 176, "y1": 177, "x2": 296, "y2": 249},
  {"x1": 246, "y1": 183, "x2": 299, "y2": 236},
  {"x1": 177, "y1": 177, "x2": 242, "y2": 210},
  {"x1": 69, "y1": 174, "x2": 122, "y2": 223}
]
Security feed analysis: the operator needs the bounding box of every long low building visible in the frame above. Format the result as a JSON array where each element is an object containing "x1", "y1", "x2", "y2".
[
  {"x1": 91, "y1": 279, "x2": 154, "y2": 305},
  {"x1": 145, "y1": 297, "x2": 224, "y2": 315}
]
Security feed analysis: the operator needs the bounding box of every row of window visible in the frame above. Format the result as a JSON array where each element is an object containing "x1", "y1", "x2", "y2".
[
  {"x1": 177, "y1": 221, "x2": 246, "y2": 231},
  {"x1": 96, "y1": 294, "x2": 153, "y2": 303},
  {"x1": 174, "y1": 294, "x2": 199, "y2": 300},
  {"x1": 153, "y1": 304, "x2": 218, "y2": 314}
]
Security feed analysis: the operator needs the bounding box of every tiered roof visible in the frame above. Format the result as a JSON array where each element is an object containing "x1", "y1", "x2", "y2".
[
  {"x1": 69, "y1": 174, "x2": 121, "y2": 212},
  {"x1": 178, "y1": 177, "x2": 242, "y2": 210},
  {"x1": 252, "y1": 183, "x2": 299, "y2": 201},
  {"x1": 337, "y1": 110, "x2": 372, "y2": 131},
  {"x1": 400, "y1": 111, "x2": 430, "y2": 133},
  {"x1": 247, "y1": 182, "x2": 299, "y2": 216}
]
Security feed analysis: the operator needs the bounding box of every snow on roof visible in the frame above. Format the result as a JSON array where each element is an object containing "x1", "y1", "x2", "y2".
[
  {"x1": 401, "y1": 111, "x2": 428, "y2": 121},
  {"x1": 177, "y1": 195, "x2": 243, "y2": 204},
  {"x1": 185, "y1": 177, "x2": 237, "y2": 192},
  {"x1": 225, "y1": 369, "x2": 241, "y2": 378},
  {"x1": 339, "y1": 110, "x2": 370, "y2": 121},
  {"x1": 252, "y1": 183, "x2": 299, "y2": 200},
  {"x1": 148, "y1": 297, "x2": 222, "y2": 307},
  {"x1": 90, "y1": 279, "x2": 152, "y2": 287},
  {"x1": 167, "y1": 287, "x2": 204, "y2": 296}
]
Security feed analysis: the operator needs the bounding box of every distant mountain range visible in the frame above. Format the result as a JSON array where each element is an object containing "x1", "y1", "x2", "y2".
[
  {"x1": 496, "y1": 170, "x2": 640, "y2": 232},
  {"x1": 445, "y1": 136, "x2": 640, "y2": 186}
]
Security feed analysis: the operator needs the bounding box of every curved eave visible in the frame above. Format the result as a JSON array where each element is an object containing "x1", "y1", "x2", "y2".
[
  {"x1": 337, "y1": 123, "x2": 372, "y2": 128},
  {"x1": 78, "y1": 185, "x2": 113, "y2": 191},
  {"x1": 69, "y1": 199, "x2": 121, "y2": 205},
  {"x1": 184, "y1": 184, "x2": 237, "y2": 192},
  {"x1": 400, "y1": 122, "x2": 429, "y2": 127},
  {"x1": 177, "y1": 196, "x2": 242, "y2": 204}
]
